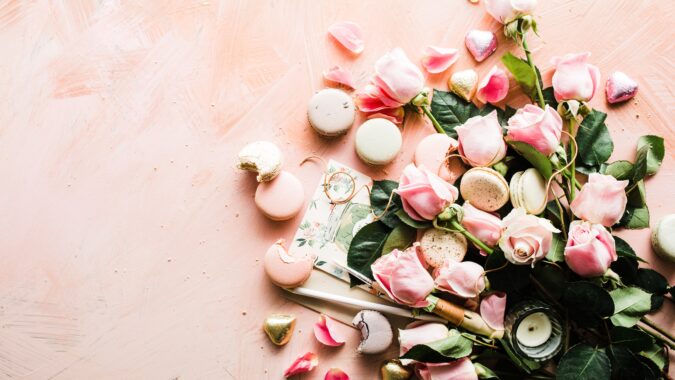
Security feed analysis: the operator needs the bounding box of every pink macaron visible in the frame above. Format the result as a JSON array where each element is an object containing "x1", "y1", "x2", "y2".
[
  {"x1": 254, "y1": 171, "x2": 305, "y2": 221},
  {"x1": 414, "y1": 133, "x2": 466, "y2": 184},
  {"x1": 263, "y1": 239, "x2": 314, "y2": 288}
]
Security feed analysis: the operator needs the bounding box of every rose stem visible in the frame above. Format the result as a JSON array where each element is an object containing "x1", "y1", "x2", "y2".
[
  {"x1": 432, "y1": 218, "x2": 494, "y2": 254},
  {"x1": 641, "y1": 317, "x2": 675, "y2": 346},
  {"x1": 567, "y1": 118, "x2": 578, "y2": 199},
  {"x1": 521, "y1": 35, "x2": 546, "y2": 108},
  {"x1": 422, "y1": 106, "x2": 445, "y2": 134}
]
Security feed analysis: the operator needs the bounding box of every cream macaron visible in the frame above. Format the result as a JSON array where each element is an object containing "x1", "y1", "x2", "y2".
[
  {"x1": 307, "y1": 88, "x2": 356, "y2": 137},
  {"x1": 651, "y1": 214, "x2": 675, "y2": 262},
  {"x1": 237, "y1": 141, "x2": 283, "y2": 182},
  {"x1": 460, "y1": 167, "x2": 510, "y2": 212},
  {"x1": 414, "y1": 133, "x2": 466, "y2": 184},
  {"x1": 420, "y1": 228, "x2": 468, "y2": 268},
  {"x1": 254, "y1": 171, "x2": 305, "y2": 221},
  {"x1": 355, "y1": 118, "x2": 402, "y2": 165},
  {"x1": 509, "y1": 168, "x2": 548, "y2": 214},
  {"x1": 263, "y1": 239, "x2": 314, "y2": 288}
]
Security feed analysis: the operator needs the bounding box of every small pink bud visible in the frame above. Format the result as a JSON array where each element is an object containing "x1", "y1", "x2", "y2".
[
  {"x1": 465, "y1": 30, "x2": 497, "y2": 62},
  {"x1": 605, "y1": 71, "x2": 638, "y2": 104}
]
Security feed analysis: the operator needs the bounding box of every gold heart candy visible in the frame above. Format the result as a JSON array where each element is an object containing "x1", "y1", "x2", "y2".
[
  {"x1": 449, "y1": 69, "x2": 478, "y2": 102},
  {"x1": 380, "y1": 359, "x2": 412, "y2": 380},
  {"x1": 263, "y1": 314, "x2": 296, "y2": 346}
]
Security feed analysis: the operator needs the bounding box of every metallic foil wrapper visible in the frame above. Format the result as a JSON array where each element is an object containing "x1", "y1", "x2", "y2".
[
  {"x1": 380, "y1": 359, "x2": 412, "y2": 380},
  {"x1": 263, "y1": 314, "x2": 296, "y2": 346}
]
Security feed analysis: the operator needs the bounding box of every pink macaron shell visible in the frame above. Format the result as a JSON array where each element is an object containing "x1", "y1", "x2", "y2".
[
  {"x1": 263, "y1": 240, "x2": 314, "y2": 288},
  {"x1": 414, "y1": 133, "x2": 465, "y2": 184},
  {"x1": 255, "y1": 171, "x2": 305, "y2": 221}
]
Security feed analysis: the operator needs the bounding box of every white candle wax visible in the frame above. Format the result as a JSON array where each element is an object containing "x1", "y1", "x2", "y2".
[{"x1": 516, "y1": 312, "x2": 552, "y2": 347}]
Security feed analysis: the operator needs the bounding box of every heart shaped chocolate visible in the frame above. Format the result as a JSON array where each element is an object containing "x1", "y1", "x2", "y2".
[
  {"x1": 465, "y1": 30, "x2": 497, "y2": 62},
  {"x1": 449, "y1": 69, "x2": 478, "y2": 101}
]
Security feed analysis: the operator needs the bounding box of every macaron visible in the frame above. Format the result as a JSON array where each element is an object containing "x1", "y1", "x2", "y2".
[
  {"x1": 509, "y1": 168, "x2": 547, "y2": 214},
  {"x1": 420, "y1": 228, "x2": 468, "y2": 268},
  {"x1": 254, "y1": 171, "x2": 305, "y2": 221},
  {"x1": 414, "y1": 133, "x2": 466, "y2": 184},
  {"x1": 263, "y1": 239, "x2": 314, "y2": 288},
  {"x1": 459, "y1": 167, "x2": 509, "y2": 212},
  {"x1": 651, "y1": 214, "x2": 675, "y2": 262},
  {"x1": 355, "y1": 118, "x2": 402, "y2": 165},
  {"x1": 237, "y1": 141, "x2": 283, "y2": 182},
  {"x1": 307, "y1": 88, "x2": 356, "y2": 137}
]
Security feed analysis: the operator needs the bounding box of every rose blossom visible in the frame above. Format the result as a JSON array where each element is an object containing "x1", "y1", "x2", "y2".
[
  {"x1": 355, "y1": 48, "x2": 424, "y2": 113},
  {"x1": 506, "y1": 104, "x2": 563, "y2": 156},
  {"x1": 551, "y1": 52, "x2": 601, "y2": 102},
  {"x1": 499, "y1": 208, "x2": 560, "y2": 265},
  {"x1": 484, "y1": 0, "x2": 537, "y2": 24},
  {"x1": 399, "y1": 323, "x2": 449, "y2": 356},
  {"x1": 564, "y1": 221, "x2": 617, "y2": 278},
  {"x1": 475, "y1": 66, "x2": 509, "y2": 104},
  {"x1": 461, "y1": 202, "x2": 503, "y2": 248},
  {"x1": 456, "y1": 111, "x2": 507, "y2": 167},
  {"x1": 570, "y1": 173, "x2": 629, "y2": 227},
  {"x1": 371, "y1": 247, "x2": 435, "y2": 308},
  {"x1": 398, "y1": 164, "x2": 459, "y2": 221},
  {"x1": 434, "y1": 260, "x2": 486, "y2": 299}
]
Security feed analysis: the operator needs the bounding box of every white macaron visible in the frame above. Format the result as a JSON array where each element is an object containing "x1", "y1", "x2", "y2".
[
  {"x1": 307, "y1": 88, "x2": 356, "y2": 137},
  {"x1": 509, "y1": 168, "x2": 548, "y2": 214},
  {"x1": 652, "y1": 214, "x2": 675, "y2": 262},
  {"x1": 355, "y1": 118, "x2": 402, "y2": 165}
]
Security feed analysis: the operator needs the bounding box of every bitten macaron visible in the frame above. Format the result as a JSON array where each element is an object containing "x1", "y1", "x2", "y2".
[
  {"x1": 460, "y1": 167, "x2": 509, "y2": 212},
  {"x1": 263, "y1": 239, "x2": 314, "y2": 288}
]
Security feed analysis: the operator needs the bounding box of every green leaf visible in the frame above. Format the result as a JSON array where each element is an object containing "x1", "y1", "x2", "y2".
[
  {"x1": 613, "y1": 236, "x2": 647, "y2": 263},
  {"x1": 562, "y1": 282, "x2": 614, "y2": 327},
  {"x1": 370, "y1": 180, "x2": 402, "y2": 228},
  {"x1": 631, "y1": 144, "x2": 650, "y2": 184},
  {"x1": 400, "y1": 330, "x2": 473, "y2": 363},
  {"x1": 576, "y1": 110, "x2": 614, "y2": 168},
  {"x1": 381, "y1": 223, "x2": 416, "y2": 255},
  {"x1": 610, "y1": 327, "x2": 654, "y2": 352},
  {"x1": 395, "y1": 209, "x2": 432, "y2": 229},
  {"x1": 626, "y1": 180, "x2": 647, "y2": 208},
  {"x1": 545, "y1": 200, "x2": 564, "y2": 230},
  {"x1": 546, "y1": 233, "x2": 565, "y2": 262},
  {"x1": 473, "y1": 363, "x2": 499, "y2": 379},
  {"x1": 346, "y1": 221, "x2": 392, "y2": 286},
  {"x1": 637, "y1": 135, "x2": 665, "y2": 175},
  {"x1": 499, "y1": 338, "x2": 541, "y2": 373},
  {"x1": 635, "y1": 269, "x2": 668, "y2": 295},
  {"x1": 542, "y1": 87, "x2": 558, "y2": 109},
  {"x1": 607, "y1": 345, "x2": 658, "y2": 380},
  {"x1": 602, "y1": 160, "x2": 634, "y2": 181},
  {"x1": 617, "y1": 206, "x2": 649, "y2": 230},
  {"x1": 430, "y1": 89, "x2": 481, "y2": 138},
  {"x1": 640, "y1": 343, "x2": 668, "y2": 370},
  {"x1": 533, "y1": 264, "x2": 566, "y2": 299},
  {"x1": 501, "y1": 52, "x2": 539, "y2": 100},
  {"x1": 557, "y1": 344, "x2": 611, "y2": 380},
  {"x1": 485, "y1": 250, "x2": 531, "y2": 292},
  {"x1": 507, "y1": 141, "x2": 553, "y2": 179},
  {"x1": 611, "y1": 256, "x2": 639, "y2": 284},
  {"x1": 609, "y1": 287, "x2": 652, "y2": 327}
]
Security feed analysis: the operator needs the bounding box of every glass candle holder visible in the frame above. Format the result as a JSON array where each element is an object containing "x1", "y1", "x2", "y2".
[{"x1": 504, "y1": 300, "x2": 564, "y2": 362}]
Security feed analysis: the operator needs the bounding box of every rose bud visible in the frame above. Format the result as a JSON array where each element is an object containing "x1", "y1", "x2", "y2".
[
  {"x1": 565, "y1": 221, "x2": 617, "y2": 277},
  {"x1": 506, "y1": 104, "x2": 563, "y2": 156},
  {"x1": 371, "y1": 247, "x2": 435, "y2": 308},
  {"x1": 398, "y1": 164, "x2": 460, "y2": 221},
  {"x1": 570, "y1": 173, "x2": 629, "y2": 227},
  {"x1": 434, "y1": 260, "x2": 486, "y2": 299},
  {"x1": 456, "y1": 111, "x2": 507, "y2": 167},
  {"x1": 551, "y1": 52, "x2": 601, "y2": 102},
  {"x1": 499, "y1": 208, "x2": 560, "y2": 265},
  {"x1": 484, "y1": 0, "x2": 537, "y2": 24},
  {"x1": 605, "y1": 71, "x2": 638, "y2": 104},
  {"x1": 461, "y1": 201, "x2": 503, "y2": 248},
  {"x1": 355, "y1": 48, "x2": 424, "y2": 113}
]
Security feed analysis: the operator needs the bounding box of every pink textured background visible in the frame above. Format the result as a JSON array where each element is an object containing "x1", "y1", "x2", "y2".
[{"x1": 0, "y1": 0, "x2": 673, "y2": 378}]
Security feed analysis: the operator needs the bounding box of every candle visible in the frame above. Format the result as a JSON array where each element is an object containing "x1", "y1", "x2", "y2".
[{"x1": 515, "y1": 312, "x2": 552, "y2": 347}]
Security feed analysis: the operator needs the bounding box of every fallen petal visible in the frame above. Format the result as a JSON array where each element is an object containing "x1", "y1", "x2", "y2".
[
  {"x1": 421, "y1": 46, "x2": 460, "y2": 74},
  {"x1": 480, "y1": 292, "x2": 506, "y2": 331},
  {"x1": 284, "y1": 352, "x2": 319, "y2": 378},
  {"x1": 328, "y1": 21, "x2": 365, "y2": 54},
  {"x1": 325, "y1": 368, "x2": 350, "y2": 380},
  {"x1": 465, "y1": 30, "x2": 497, "y2": 62},
  {"x1": 323, "y1": 66, "x2": 356, "y2": 89},
  {"x1": 368, "y1": 107, "x2": 405, "y2": 124},
  {"x1": 606, "y1": 71, "x2": 638, "y2": 104},
  {"x1": 476, "y1": 66, "x2": 509, "y2": 104},
  {"x1": 449, "y1": 69, "x2": 478, "y2": 102},
  {"x1": 313, "y1": 314, "x2": 346, "y2": 346}
]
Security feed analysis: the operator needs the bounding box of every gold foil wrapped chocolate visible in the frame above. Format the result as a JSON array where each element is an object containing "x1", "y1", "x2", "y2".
[
  {"x1": 263, "y1": 314, "x2": 296, "y2": 346},
  {"x1": 449, "y1": 69, "x2": 478, "y2": 102},
  {"x1": 380, "y1": 359, "x2": 412, "y2": 380}
]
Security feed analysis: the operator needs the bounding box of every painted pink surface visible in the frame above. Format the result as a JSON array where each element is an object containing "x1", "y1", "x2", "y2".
[{"x1": 0, "y1": 1, "x2": 673, "y2": 378}]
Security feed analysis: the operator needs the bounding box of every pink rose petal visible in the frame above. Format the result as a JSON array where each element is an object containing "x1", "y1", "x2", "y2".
[
  {"x1": 323, "y1": 66, "x2": 356, "y2": 89},
  {"x1": 465, "y1": 30, "x2": 497, "y2": 62},
  {"x1": 421, "y1": 46, "x2": 460, "y2": 74},
  {"x1": 284, "y1": 352, "x2": 318, "y2": 378},
  {"x1": 480, "y1": 292, "x2": 507, "y2": 331},
  {"x1": 325, "y1": 368, "x2": 350, "y2": 380},
  {"x1": 328, "y1": 21, "x2": 364, "y2": 54},
  {"x1": 605, "y1": 71, "x2": 638, "y2": 104},
  {"x1": 476, "y1": 66, "x2": 509, "y2": 104},
  {"x1": 368, "y1": 107, "x2": 405, "y2": 124},
  {"x1": 313, "y1": 314, "x2": 346, "y2": 346}
]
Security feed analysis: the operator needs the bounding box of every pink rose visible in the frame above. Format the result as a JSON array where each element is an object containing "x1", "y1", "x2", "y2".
[
  {"x1": 371, "y1": 247, "x2": 434, "y2": 308},
  {"x1": 506, "y1": 104, "x2": 563, "y2": 156},
  {"x1": 456, "y1": 111, "x2": 507, "y2": 167},
  {"x1": 461, "y1": 202, "x2": 503, "y2": 248},
  {"x1": 398, "y1": 164, "x2": 459, "y2": 221},
  {"x1": 570, "y1": 173, "x2": 628, "y2": 227},
  {"x1": 564, "y1": 221, "x2": 617, "y2": 277},
  {"x1": 551, "y1": 52, "x2": 601, "y2": 102},
  {"x1": 484, "y1": 0, "x2": 537, "y2": 24},
  {"x1": 434, "y1": 260, "x2": 486, "y2": 299},
  {"x1": 399, "y1": 323, "x2": 449, "y2": 356},
  {"x1": 499, "y1": 208, "x2": 560, "y2": 265},
  {"x1": 416, "y1": 358, "x2": 478, "y2": 380},
  {"x1": 355, "y1": 48, "x2": 424, "y2": 112}
]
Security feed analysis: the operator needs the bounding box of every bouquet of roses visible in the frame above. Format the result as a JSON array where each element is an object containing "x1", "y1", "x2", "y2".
[{"x1": 344, "y1": 1, "x2": 672, "y2": 379}]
